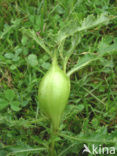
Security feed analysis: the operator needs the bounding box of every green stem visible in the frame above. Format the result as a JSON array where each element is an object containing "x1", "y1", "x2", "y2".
[
  {"x1": 52, "y1": 50, "x2": 58, "y2": 65},
  {"x1": 49, "y1": 124, "x2": 57, "y2": 156},
  {"x1": 67, "y1": 57, "x2": 99, "y2": 77},
  {"x1": 63, "y1": 58, "x2": 67, "y2": 73}
]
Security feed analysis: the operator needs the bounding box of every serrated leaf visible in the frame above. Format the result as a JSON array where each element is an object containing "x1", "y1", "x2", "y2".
[
  {"x1": 57, "y1": 13, "x2": 110, "y2": 43},
  {"x1": 98, "y1": 40, "x2": 117, "y2": 55},
  {"x1": 21, "y1": 28, "x2": 52, "y2": 56},
  {"x1": 67, "y1": 54, "x2": 98, "y2": 76},
  {"x1": 60, "y1": 126, "x2": 117, "y2": 144},
  {"x1": 4, "y1": 145, "x2": 47, "y2": 155},
  {"x1": 67, "y1": 37, "x2": 117, "y2": 76}
]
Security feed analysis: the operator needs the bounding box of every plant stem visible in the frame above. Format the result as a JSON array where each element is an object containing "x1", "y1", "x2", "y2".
[
  {"x1": 49, "y1": 124, "x2": 57, "y2": 156},
  {"x1": 52, "y1": 50, "x2": 58, "y2": 66},
  {"x1": 67, "y1": 57, "x2": 99, "y2": 77}
]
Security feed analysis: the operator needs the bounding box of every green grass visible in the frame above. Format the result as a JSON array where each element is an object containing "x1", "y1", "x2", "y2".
[{"x1": 0, "y1": 0, "x2": 117, "y2": 155}]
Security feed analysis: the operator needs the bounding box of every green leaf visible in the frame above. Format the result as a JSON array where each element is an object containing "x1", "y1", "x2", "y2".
[
  {"x1": 3, "y1": 145, "x2": 47, "y2": 155},
  {"x1": 27, "y1": 54, "x2": 38, "y2": 67},
  {"x1": 60, "y1": 126, "x2": 117, "y2": 144},
  {"x1": 10, "y1": 101, "x2": 21, "y2": 112},
  {"x1": 91, "y1": 118, "x2": 99, "y2": 128},
  {"x1": 98, "y1": 38, "x2": 117, "y2": 55},
  {"x1": 41, "y1": 62, "x2": 51, "y2": 70},
  {"x1": 67, "y1": 37, "x2": 117, "y2": 76},
  {"x1": 0, "y1": 99, "x2": 9, "y2": 111},
  {"x1": 57, "y1": 13, "x2": 110, "y2": 43},
  {"x1": 77, "y1": 104, "x2": 84, "y2": 112},
  {"x1": 21, "y1": 28, "x2": 52, "y2": 57},
  {"x1": 10, "y1": 64, "x2": 17, "y2": 70},
  {"x1": 64, "y1": 104, "x2": 84, "y2": 120},
  {"x1": 4, "y1": 89, "x2": 15, "y2": 101},
  {"x1": 21, "y1": 35, "x2": 28, "y2": 46},
  {"x1": 0, "y1": 19, "x2": 21, "y2": 39},
  {"x1": 67, "y1": 54, "x2": 98, "y2": 76},
  {"x1": 4, "y1": 53, "x2": 14, "y2": 59},
  {"x1": 10, "y1": 105, "x2": 21, "y2": 112},
  {"x1": 21, "y1": 101, "x2": 28, "y2": 107}
]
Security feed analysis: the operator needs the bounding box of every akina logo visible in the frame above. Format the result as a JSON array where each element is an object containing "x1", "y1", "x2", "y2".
[{"x1": 82, "y1": 144, "x2": 115, "y2": 155}]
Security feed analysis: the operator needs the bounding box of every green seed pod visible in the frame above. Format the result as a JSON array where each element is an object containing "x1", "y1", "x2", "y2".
[{"x1": 38, "y1": 58, "x2": 70, "y2": 130}]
